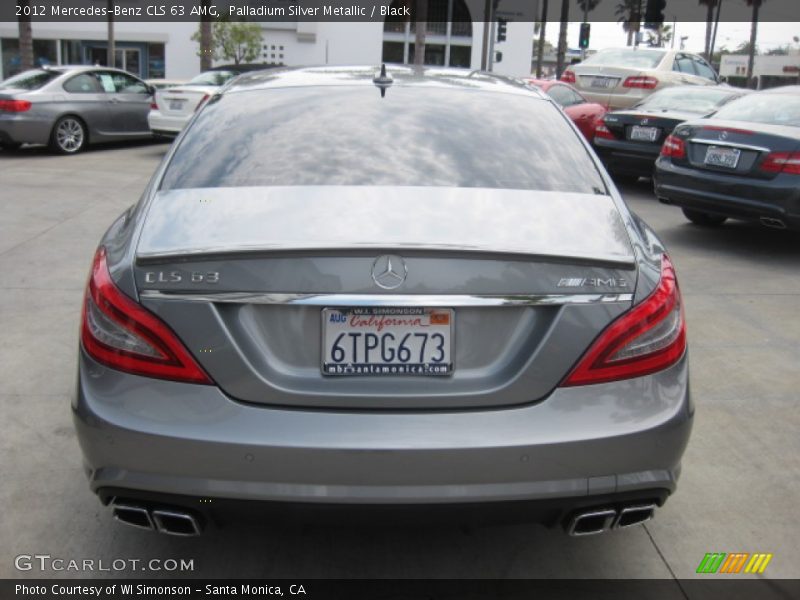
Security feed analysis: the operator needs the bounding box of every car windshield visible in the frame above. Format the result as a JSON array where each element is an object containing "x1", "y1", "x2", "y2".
[
  {"x1": 635, "y1": 87, "x2": 742, "y2": 114},
  {"x1": 186, "y1": 71, "x2": 237, "y2": 87},
  {"x1": 161, "y1": 87, "x2": 606, "y2": 194},
  {"x1": 711, "y1": 92, "x2": 800, "y2": 127},
  {"x1": 0, "y1": 69, "x2": 60, "y2": 90},
  {"x1": 582, "y1": 49, "x2": 666, "y2": 69}
]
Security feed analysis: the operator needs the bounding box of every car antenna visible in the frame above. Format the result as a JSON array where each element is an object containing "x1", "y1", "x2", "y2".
[{"x1": 373, "y1": 63, "x2": 393, "y2": 98}]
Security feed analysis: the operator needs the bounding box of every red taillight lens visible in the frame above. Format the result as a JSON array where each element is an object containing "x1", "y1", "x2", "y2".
[
  {"x1": 660, "y1": 134, "x2": 686, "y2": 159},
  {"x1": 195, "y1": 94, "x2": 210, "y2": 112},
  {"x1": 150, "y1": 101, "x2": 158, "y2": 110},
  {"x1": 622, "y1": 76, "x2": 658, "y2": 89},
  {"x1": 593, "y1": 119, "x2": 615, "y2": 141},
  {"x1": 562, "y1": 255, "x2": 686, "y2": 386},
  {"x1": 561, "y1": 70, "x2": 576, "y2": 84},
  {"x1": 81, "y1": 247, "x2": 212, "y2": 384},
  {"x1": 759, "y1": 151, "x2": 800, "y2": 175},
  {"x1": 0, "y1": 99, "x2": 32, "y2": 112}
]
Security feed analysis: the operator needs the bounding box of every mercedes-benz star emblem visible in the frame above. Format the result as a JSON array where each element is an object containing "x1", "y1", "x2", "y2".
[
  {"x1": 720, "y1": 131, "x2": 728, "y2": 141},
  {"x1": 371, "y1": 255, "x2": 408, "y2": 290}
]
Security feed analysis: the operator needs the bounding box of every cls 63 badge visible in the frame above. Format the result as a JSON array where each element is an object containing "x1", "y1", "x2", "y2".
[{"x1": 144, "y1": 271, "x2": 220, "y2": 284}]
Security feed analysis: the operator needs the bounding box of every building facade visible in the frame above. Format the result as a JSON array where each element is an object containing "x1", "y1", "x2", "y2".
[{"x1": 720, "y1": 52, "x2": 800, "y2": 89}]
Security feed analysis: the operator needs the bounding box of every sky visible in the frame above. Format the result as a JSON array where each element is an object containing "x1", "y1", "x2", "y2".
[{"x1": 549, "y1": 22, "x2": 800, "y2": 54}]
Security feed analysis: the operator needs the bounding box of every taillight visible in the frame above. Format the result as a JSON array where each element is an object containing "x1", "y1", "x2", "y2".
[
  {"x1": 759, "y1": 151, "x2": 800, "y2": 175},
  {"x1": 623, "y1": 76, "x2": 658, "y2": 89},
  {"x1": 561, "y1": 70, "x2": 576, "y2": 84},
  {"x1": 81, "y1": 247, "x2": 212, "y2": 385},
  {"x1": 660, "y1": 134, "x2": 686, "y2": 159},
  {"x1": 593, "y1": 119, "x2": 615, "y2": 141},
  {"x1": 195, "y1": 94, "x2": 210, "y2": 112},
  {"x1": 150, "y1": 101, "x2": 158, "y2": 110},
  {"x1": 562, "y1": 255, "x2": 686, "y2": 386},
  {"x1": 0, "y1": 99, "x2": 32, "y2": 112}
]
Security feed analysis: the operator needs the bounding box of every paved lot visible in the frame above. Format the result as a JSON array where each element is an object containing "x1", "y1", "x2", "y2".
[{"x1": 1, "y1": 142, "x2": 798, "y2": 580}]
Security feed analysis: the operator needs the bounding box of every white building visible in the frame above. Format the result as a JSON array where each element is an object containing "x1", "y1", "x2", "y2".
[
  {"x1": 0, "y1": 1, "x2": 535, "y2": 81},
  {"x1": 720, "y1": 51, "x2": 800, "y2": 89}
]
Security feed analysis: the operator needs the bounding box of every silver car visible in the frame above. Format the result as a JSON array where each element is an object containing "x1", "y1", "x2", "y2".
[
  {"x1": 0, "y1": 66, "x2": 153, "y2": 154},
  {"x1": 73, "y1": 66, "x2": 693, "y2": 537}
]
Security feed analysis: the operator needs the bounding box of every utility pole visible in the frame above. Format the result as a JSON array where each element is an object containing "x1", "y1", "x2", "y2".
[
  {"x1": 481, "y1": 0, "x2": 491, "y2": 70},
  {"x1": 535, "y1": 0, "x2": 548, "y2": 77}
]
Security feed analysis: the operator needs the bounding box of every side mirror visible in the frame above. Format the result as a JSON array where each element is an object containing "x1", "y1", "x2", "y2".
[{"x1": 146, "y1": 85, "x2": 156, "y2": 96}]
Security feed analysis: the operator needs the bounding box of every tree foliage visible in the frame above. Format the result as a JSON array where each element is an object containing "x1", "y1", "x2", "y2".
[{"x1": 192, "y1": 21, "x2": 263, "y2": 65}]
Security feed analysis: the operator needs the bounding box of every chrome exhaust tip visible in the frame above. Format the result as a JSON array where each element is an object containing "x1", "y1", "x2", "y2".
[
  {"x1": 151, "y1": 509, "x2": 202, "y2": 536},
  {"x1": 567, "y1": 508, "x2": 617, "y2": 536},
  {"x1": 760, "y1": 217, "x2": 786, "y2": 229},
  {"x1": 112, "y1": 504, "x2": 154, "y2": 531},
  {"x1": 614, "y1": 504, "x2": 656, "y2": 529}
]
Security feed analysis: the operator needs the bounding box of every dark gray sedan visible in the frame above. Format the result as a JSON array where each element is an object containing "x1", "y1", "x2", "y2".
[{"x1": 0, "y1": 66, "x2": 153, "y2": 154}]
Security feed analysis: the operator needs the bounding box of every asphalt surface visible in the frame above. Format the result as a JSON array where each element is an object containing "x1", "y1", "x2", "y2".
[{"x1": 1, "y1": 141, "x2": 798, "y2": 580}]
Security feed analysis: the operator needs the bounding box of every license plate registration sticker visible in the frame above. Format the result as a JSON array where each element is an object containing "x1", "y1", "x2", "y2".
[
  {"x1": 322, "y1": 307, "x2": 453, "y2": 377},
  {"x1": 704, "y1": 146, "x2": 741, "y2": 169},
  {"x1": 630, "y1": 125, "x2": 659, "y2": 142}
]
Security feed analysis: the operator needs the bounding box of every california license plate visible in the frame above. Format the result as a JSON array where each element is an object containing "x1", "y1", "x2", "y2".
[
  {"x1": 630, "y1": 125, "x2": 659, "y2": 142},
  {"x1": 704, "y1": 146, "x2": 740, "y2": 169},
  {"x1": 168, "y1": 99, "x2": 185, "y2": 111},
  {"x1": 591, "y1": 76, "x2": 615, "y2": 89},
  {"x1": 321, "y1": 307, "x2": 453, "y2": 376}
]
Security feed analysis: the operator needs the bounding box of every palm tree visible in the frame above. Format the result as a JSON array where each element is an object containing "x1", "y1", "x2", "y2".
[
  {"x1": 17, "y1": 0, "x2": 34, "y2": 72},
  {"x1": 200, "y1": 0, "x2": 213, "y2": 71},
  {"x1": 645, "y1": 23, "x2": 673, "y2": 47},
  {"x1": 413, "y1": 0, "x2": 428, "y2": 66},
  {"x1": 535, "y1": 0, "x2": 548, "y2": 77},
  {"x1": 698, "y1": 0, "x2": 717, "y2": 59},
  {"x1": 745, "y1": 0, "x2": 763, "y2": 87},
  {"x1": 615, "y1": 0, "x2": 641, "y2": 47},
  {"x1": 555, "y1": 0, "x2": 569, "y2": 78}
]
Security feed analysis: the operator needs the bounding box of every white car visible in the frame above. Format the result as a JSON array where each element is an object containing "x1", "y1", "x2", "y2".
[
  {"x1": 148, "y1": 69, "x2": 241, "y2": 137},
  {"x1": 561, "y1": 48, "x2": 720, "y2": 110}
]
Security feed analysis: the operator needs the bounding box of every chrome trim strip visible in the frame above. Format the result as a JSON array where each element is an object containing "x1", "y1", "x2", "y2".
[
  {"x1": 690, "y1": 139, "x2": 771, "y2": 153},
  {"x1": 139, "y1": 291, "x2": 633, "y2": 307}
]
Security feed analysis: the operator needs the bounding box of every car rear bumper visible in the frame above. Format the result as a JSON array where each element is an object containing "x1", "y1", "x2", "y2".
[
  {"x1": 147, "y1": 110, "x2": 187, "y2": 136},
  {"x1": 0, "y1": 113, "x2": 53, "y2": 145},
  {"x1": 654, "y1": 158, "x2": 800, "y2": 230},
  {"x1": 594, "y1": 138, "x2": 661, "y2": 177},
  {"x1": 73, "y1": 348, "x2": 693, "y2": 510}
]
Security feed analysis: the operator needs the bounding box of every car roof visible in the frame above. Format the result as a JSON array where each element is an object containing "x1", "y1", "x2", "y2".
[
  {"x1": 760, "y1": 85, "x2": 800, "y2": 95},
  {"x1": 223, "y1": 65, "x2": 549, "y2": 99}
]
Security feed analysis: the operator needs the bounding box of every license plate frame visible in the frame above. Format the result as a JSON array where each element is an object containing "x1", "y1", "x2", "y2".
[
  {"x1": 168, "y1": 99, "x2": 185, "y2": 111},
  {"x1": 630, "y1": 125, "x2": 659, "y2": 142},
  {"x1": 704, "y1": 145, "x2": 741, "y2": 169},
  {"x1": 321, "y1": 307, "x2": 454, "y2": 377},
  {"x1": 591, "y1": 76, "x2": 615, "y2": 89}
]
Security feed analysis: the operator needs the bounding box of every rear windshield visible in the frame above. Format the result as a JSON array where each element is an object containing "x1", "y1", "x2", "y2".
[
  {"x1": 0, "y1": 69, "x2": 60, "y2": 90},
  {"x1": 187, "y1": 71, "x2": 237, "y2": 87},
  {"x1": 582, "y1": 49, "x2": 666, "y2": 70},
  {"x1": 161, "y1": 86, "x2": 605, "y2": 194},
  {"x1": 711, "y1": 92, "x2": 800, "y2": 127},
  {"x1": 636, "y1": 87, "x2": 743, "y2": 114}
]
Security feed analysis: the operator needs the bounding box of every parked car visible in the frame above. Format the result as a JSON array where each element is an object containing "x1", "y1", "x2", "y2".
[
  {"x1": 525, "y1": 78, "x2": 606, "y2": 141},
  {"x1": 74, "y1": 66, "x2": 691, "y2": 537},
  {"x1": 654, "y1": 86, "x2": 800, "y2": 230},
  {"x1": 594, "y1": 85, "x2": 751, "y2": 180},
  {"x1": 562, "y1": 48, "x2": 719, "y2": 110},
  {"x1": 0, "y1": 66, "x2": 153, "y2": 154}
]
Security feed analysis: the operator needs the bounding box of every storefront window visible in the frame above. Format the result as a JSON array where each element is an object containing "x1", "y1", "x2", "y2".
[{"x1": 149, "y1": 43, "x2": 165, "y2": 79}]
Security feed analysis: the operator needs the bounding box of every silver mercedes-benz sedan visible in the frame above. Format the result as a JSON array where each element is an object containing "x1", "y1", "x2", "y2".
[
  {"x1": 0, "y1": 66, "x2": 153, "y2": 154},
  {"x1": 73, "y1": 66, "x2": 693, "y2": 537}
]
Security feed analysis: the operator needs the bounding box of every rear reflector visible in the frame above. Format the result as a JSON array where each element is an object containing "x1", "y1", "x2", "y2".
[
  {"x1": 562, "y1": 255, "x2": 686, "y2": 386},
  {"x1": 561, "y1": 70, "x2": 576, "y2": 84},
  {"x1": 760, "y1": 151, "x2": 800, "y2": 175},
  {"x1": 0, "y1": 99, "x2": 32, "y2": 112},
  {"x1": 660, "y1": 134, "x2": 686, "y2": 159},
  {"x1": 593, "y1": 119, "x2": 615, "y2": 141},
  {"x1": 81, "y1": 247, "x2": 212, "y2": 384},
  {"x1": 622, "y1": 76, "x2": 658, "y2": 89}
]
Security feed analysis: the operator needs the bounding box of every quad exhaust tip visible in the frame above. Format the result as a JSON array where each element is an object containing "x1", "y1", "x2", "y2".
[
  {"x1": 111, "y1": 502, "x2": 202, "y2": 536},
  {"x1": 567, "y1": 503, "x2": 656, "y2": 536}
]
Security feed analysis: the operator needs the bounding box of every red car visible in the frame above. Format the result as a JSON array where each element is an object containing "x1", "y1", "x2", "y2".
[{"x1": 525, "y1": 79, "x2": 607, "y2": 141}]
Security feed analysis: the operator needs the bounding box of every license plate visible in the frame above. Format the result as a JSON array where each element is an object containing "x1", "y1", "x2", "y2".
[
  {"x1": 630, "y1": 125, "x2": 659, "y2": 142},
  {"x1": 704, "y1": 146, "x2": 740, "y2": 169},
  {"x1": 321, "y1": 307, "x2": 453, "y2": 377},
  {"x1": 591, "y1": 76, "x2": 615, "y2": 89},
  {"x1": 168, "y1": 99, "x2": 185, "y2": 111}
]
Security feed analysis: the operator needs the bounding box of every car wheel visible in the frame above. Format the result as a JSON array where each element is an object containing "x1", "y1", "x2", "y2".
[
  {"x1": 50, "y1": 116, "x2": 87, "y2": 154},
  {"x1": 682, "y1": 208, "x2": 727, "y2": 227}
]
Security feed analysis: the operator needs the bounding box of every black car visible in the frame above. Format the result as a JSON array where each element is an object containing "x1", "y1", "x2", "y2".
[
  {"x1": 654, "y1": 86, "x2": 800, "y2": 230},
  {"x1": 594, "y1": 85, "x2": 750, "y2": 181}
]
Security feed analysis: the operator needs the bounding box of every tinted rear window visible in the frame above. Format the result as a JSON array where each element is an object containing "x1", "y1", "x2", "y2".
[
  {"x1": 0, "y1": 69, "x2": 60, "y2": 90},
  {"x1": 582, "y1": 49, "x2": 666, "y2": 69},
  {"x1": 161, "y1": 87, "x2": 605, "y2": 194},
  {"x1": 711, "y1": 92, "x2": 800, "y2": 127},
  {"x1": 637, "y1": 87, "x2": 742, "y2": 114}
]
